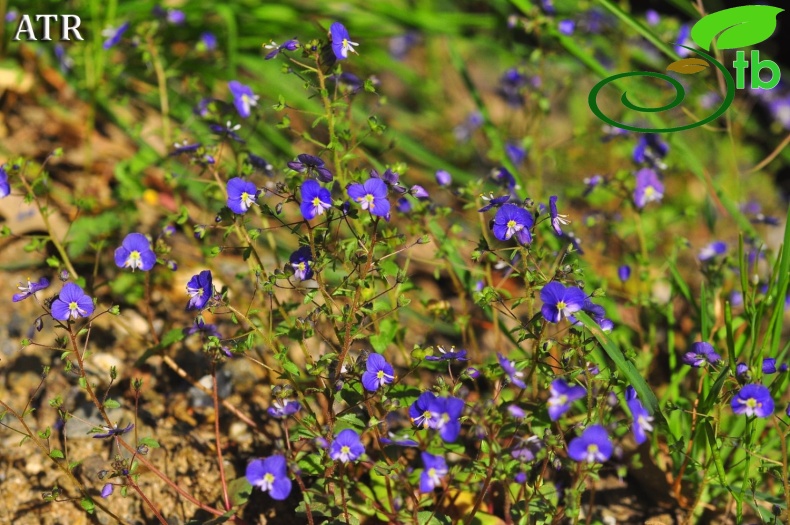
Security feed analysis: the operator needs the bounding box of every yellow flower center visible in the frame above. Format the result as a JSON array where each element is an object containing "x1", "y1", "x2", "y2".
[
  {"x1": 644, "y1": 186, "x2": 655, "y2": 197},
  {"x1": 507, "y1": 219, "x2": 517, "y2": 229},
  {"x1": 556, "y1": 300, "x2": 567, "y2": 310},
  {"x1": 341, "y1": 445, "x2": 350, "y2": 455},
  {"x1": 377, "y1": 370, "x2": 385, "y2": 379},
  {"x1": 69, "y1": 301, "x2": 78, "y2": 311},
  {"x1": 130, "y1": 250, "x2": 140, "y2": 261},
  {"x1": 313, "y1": 196, "x2": 322, "y2": 207}
]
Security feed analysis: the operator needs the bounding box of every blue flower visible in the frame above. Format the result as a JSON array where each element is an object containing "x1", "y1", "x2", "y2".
[
  {"x1": 52, "y1": 283, "x2": 94, "y2": 321},
  {"x1": 540, "y1": 282, "x2": 587, "y2": 323},
  {"x1": 102, "y1": 22, "x2": 129, "y2": 49},
  {"x1": 300, "y1": 180, "x2": 332, "y2": 220},
  {"x1": 558, "y1": 19, "x2": 575, "y2": 35},
  {"x1": 267, "y1": 399, "x2": 301, "y2": 418},
  {"x1": 186, "y1": 270, "x2": 213, "y2": 311},
  {"x1": 633, "y1": 168, "x2": 664, "y2": 209},
  {"x1": 548, "y1": 196, "x2": 569, "y2": 236},
  {"x1": 699, "y1": 241, "x2": 727, "y2": 262},
  {"x1": 497, "y1": 353, "x2": 526, "y2": 389},
  {"x1": 93, "y1": 422, "x2": 134, "y2": 439},
  {"x1": 200, "y1": 32, "x2": 217, "y2": 51},
  {"x1": 497, "y1": 69, "x2": 529, "y2": 107},
  {"x1": 409, "y1": 391, "x2": 437, "y2": 428},
  {"x1": 329, "y1": 22, "x2": 359, "y2": 60},
  {"x1": 288, "y1": 154, "x2": 333, "y2": 183},
  {"x1": 228, "y1": 81, "x2": 259, "y2": 119},
  {"x1": 114, "y1": 233, "x2": 156, "y2": 272},
  {"x1": 491, "y1": 166, "x2": 517, "y2": 189},
  {"x1": 492, "y1": 204, "x2": 533, "y2": 244},
  {"x1": 674, "y1": 24, "x2": 692, "y2": 57},
  {"x1": 625, "y1": 387, "x2": 653, "y2": 445},
  {"x1": 329, "y1": 429, "x2": 365, "y2": 462},
  {"x1": 682, "y1": 342, "x2": 721, "y2": 368},
  {"x1": 0, "y1": 165, "x2": 10, "y2": 198},
  {"x1": 226, "y1": 177, "x2": 259, "y2": 214},
  {"x1": 13, "y1": 277, "x2": 50, "y2": 302},
  {"x1": 731, "y1": 384, "x2": 774, "y2": 417},
  {"x1": 478, "y1": 193, "x2": 510, "y2": 212},
  {"x1": 547, "y1": 379, "x2": 586, "y2": 421},
  {"x1": 380, "y1": 433, "x2": 418, "y2": 447},
  {"x1": 427, "y1": 396, "x2": 464, "y2": 443},
  {"x1": 361, "y1": 353, "x2": 395, "y2": 392},
  {"x1": 633, "y1": 134, "x2": 669, "y2": 166},
  {"x1": 264, "y1": 39, "x2": 300, "y2": 60},
  {"x1": 568, "y1": 425, "x2": 613, "y2": 463},
  {"x1": 347, "y1": 178, "x2": 390, "y2": 217},
  {"x1": 209, "y1": 121, "x2": 246, "y2": 143},
  {"x1": 420, "y1": 453, "x2": 448, "y2": 493},
  {"x1": 618, "y1": 265, "x2": 631, "y2": 282},
  {"x1": 505, "y1": 142, "x2": 527, "y2": 166},
  {"x1": 246, "y1": 455, "x2": 292, "y2": 500},
  {"x1": 290, "y1": 246, "x2": 314, "y2": 281},
  {"x1": 101, "y1": 484, "x2": 114, "y2": 498},
  {"x1": 425, "y1": 346, "x2": 468, "y2": 362}
]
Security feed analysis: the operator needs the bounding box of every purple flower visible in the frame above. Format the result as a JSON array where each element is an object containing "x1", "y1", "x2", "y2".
[
  {"x1": 300, "y1": 180, "x2": 332, "y2": 220},
  {"x1": 492, "y1": 204, "x2": 533, "y2": 244},
  {"x1": 540, "y1": 282, "x2": 587, "y2": 323},
  {"x1": 409, "y1": 185, "x2": 430, "y2": 199},
  {"x1": 247, "y1": 154, "x2": 274, "y2": 176},
  {"x1": 478, "y1": 193, "x2": 510, "y2": 212},
  {"x1": 268, "y1": 399, "x2": 301, "y2": 418},
  {"x1": 419, "y1": 453, "x2": 448, "y2": 493},
  {"x1": 568, "y1": 299, "x2": 614, "y2": 332},
  {"x1": 762, "y1": 358, "x2": 778, "y2": 375},
  {"x1": 264, "y1": 39, "x2": 299, "y2": 60},
  {"x1": 675, "y1": 24, "x2": 692, "y2": 58},
  {"x1": 626, "y1": 387, "x2": 653, "y2": 445},
  {"x1": 101, "y1": 484, "x2": 114, "y2": 498},
  {"x1": 226, "y1": 177, "x2": 258, "y2": 214},
  {"x1": 435, "y1": 170, "x2": 452, "y2": 187},
  {"x1": 427, "y1": 396, "x2": 464, "y2": 443},
  {"x1": 246, "y1": 455, "x2": 292, "y2": 500},
  {"x1": 497, "y1": 69, "x2": 529, "y2": 107},
  {"x1": 347, "y1": 178, "x2": 390, "y2": 217},
  {"x1": 507, "y1": 404, "x2": 526, "y2": 419},
  {"x1": 618, "y1": 265, "x2": 631, "y2": 282},
  {"x1": 505, "y1": 142, "x2": 527, "y2": 166},
  {"x1": 498, "y1": 353, "x2": 526, "y2": 389},
  {"x1": 699, "y1": 241, "x2": 727, "y2": 261},
  {"x1": 166, "y1": 9, "x2": 185, "y2": 25},
  {"x1": 731, "y1": 384, "x2": 774, "y2": 417},
  {"x1": 410, "y1": 391, "x2": 437, "y2": 428},
  {"x1": 52, "y1": 283, "x2": 95, "y2": 321},
  {"x1": 185, "y1": 318, "x2": 221, "y2": 338},
  {"x1": 736, "y1": 362, "x2": 749, "y2": 377},
  {"x1": 228, "y1": 81, "x2": 259, "y2": 119},
  {"x1": 186, "y1": 270, "x2": 213, "y2": 311},
  {"x1": 491, "y1": 166, "x2": 517, "y2": 189},
  {"x1": 583, "y1": 174, "x2": 604, "y2": 195},
  {"x1": 512, "y1": 435, "x2": 544, "y2": 462},
  {"x1": 548, "y1": 196, "x2": 569, "y2": 236},
  {"x1": 102, "y1": 22, "x2": 129, "y2": 49},
  {"x1": 396, "y1": 198, "x2": 411, "y2": 213},
  {"x1": 200, "y1": 32, "x2": 217, "y2": 51},
  {"x1": 114, "y1": 233, "x2": 156, "y2": 272},
  {"x1": 645, "y1": 9, "x2": 660, "y2": 25},
  {"x1": 290, "y1": 246, "x2": 314, "y2": 281},
  {"x1": 547, "y1": 379, "x2": 586, "y2": 421},
  {"x1": 329, "y1": 22, "x2": 359, "y2": 60},
  {"x1": 361, "y1": 353, "x2": 395, "y2": 392},
  {"x1": 682, "y1": 342, "x2": 721, "y2": 367},
  {"x1": 93, "y1": 422, "x2": 134, "y2": 439},
  {"x1": 558, "y1": 19, "x2": 575, "y2": 35},
  {"x1": 633, "y1": 134, "x2": 669, "y2": 166},
  {"x1": 633, "y1": 168, "x2": 664, "y2": 209},
  {"x1": 330, "y1": 429, "x2": 365, "y2": 462},
  {"x1": 13, "y1": 277, "x2": 50, "y2": 302},
  {"x1": 288, "y1": 154, "x2": 333, "y2": 183},
  {"x1": 568, "y1": 425, "x2": 613, "y2": 463},
  {"x1": 209, "y1": 121, "x2": 245, "y2": 143},
  {"x1": 425, "y1": 346, "x2": 468, "y2": 362},
  {"x1": 0, "y1": 165, "x2": 9, "y2": 198}
]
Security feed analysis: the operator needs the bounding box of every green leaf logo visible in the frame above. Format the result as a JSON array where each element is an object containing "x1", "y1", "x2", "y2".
[{"x1": 691, "y1": 6, "x2": 783, "y2": 51}]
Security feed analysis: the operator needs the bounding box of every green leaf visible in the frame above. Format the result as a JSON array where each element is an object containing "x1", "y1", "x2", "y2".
[
  {"x1": 227, "y1": 477, "x2": 252, "y2": 506},
  {"x1": 138, "y1": 436, "x2": 161, "y2": 449},
  {"x1": 80, "y1": 496, "x2": 95, "y2": 514},
  {"x1": 690, "y1": 6, "x2": 783, "y2": 51},
  {"x1": 49, "y1": 449, "x2": 65, "y2": 459},
  {"x1": 103, "y1": 399, "x2": 121, "y2": 409},
  {"x1": 416, "y1": 511, "x2": 452, "y2": 524}
]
